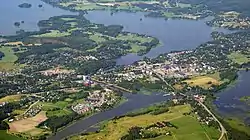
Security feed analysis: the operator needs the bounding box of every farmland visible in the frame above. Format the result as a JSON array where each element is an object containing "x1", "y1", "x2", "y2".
[
  {"x1": 184, "y1": 75, "x2": 221, "y2": 89},
  {"x1": 0, "y1": 47, "x2": 18, "y2": 71},
  {"x1": 9, "y1": 111, "x2": 49, "y2": 137},
  {"x1": 0, "y1": 95, "x2": 23, "y2": 103},
  {"x1": 70, "y1": 104, "x2": 220, "y2": 140}
]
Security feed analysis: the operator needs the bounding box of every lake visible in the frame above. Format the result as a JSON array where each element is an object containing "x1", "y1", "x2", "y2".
[
  {"x1": 214, "y1": 71, "x2": 250, "y2": 124},
  {"x1": 49, "y1": 93, "x2": 171, "y2": 140},
  {"x1": 0, "y1": 0, "x2": 76, "y2": 35},
  {"x1": 84, "y1": 11, "x2": 232, "y2": 65}
]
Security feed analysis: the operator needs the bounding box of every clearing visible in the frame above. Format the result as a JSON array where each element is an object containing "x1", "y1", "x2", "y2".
[
  {"x1": 0, "y1": 47, "x2": 18, "y2": 71},
  {"x1": 228, "y1": 52, "x2": 250, "y2": 65},
  {"x1": 184, "y1": 75, "x2": 220, "y2": 89},
  {"x1": 71, "y1": 104, "x2": 220, "y2": 140},
  {"x1": 9, "y1": 111, "x2": 48, "y2": 136},
  {"x1": 0, "y1": 95, "x2": 23, "y2": 103}
]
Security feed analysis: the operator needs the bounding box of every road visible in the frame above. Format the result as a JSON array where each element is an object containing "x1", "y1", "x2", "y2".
[
  {"x1": 198, "y1": 100, "x2": 227, "y2": 140},
  {"x1": 152, "y1": 70, "x2": 227, "y2": 140},
  {"x1": 92, "y1": 79, "x2": 133, "y2": 93}
]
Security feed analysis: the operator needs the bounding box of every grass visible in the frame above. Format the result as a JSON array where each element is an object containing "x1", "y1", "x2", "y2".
[
  {"x1": 0, "y1": 95, "x2": 23, "y2": 103},
  {"x1": 71, "y1": 104, "x2": 219, "y2": 140},
  {"x1": 228, "y1": 52, "x2": 250, "y2": 65},
  {"x1": 61, "y1": 18, "x2": 77, "y2": 21},
  {"x1": 89, "y1": 34, "x2": 107, "y2": 43},
  {"x1": 9, "y1": 111, "x2": 48, "y2": 135},
  {"x1": 240, "y1": 96, "x2": 250, "y2": 105},
  {"x1": 226, "y1": 118, "x2": 250, "y2": 135},
  {"x1": 129, "y1": 44, "x2": 146, "y2": 53},
  {"x1": 0, "y1": 130, "x2": 25, "y2": 140},
  {"x1": 0, "y1": 47, "x2": 18, "y2": 71},
  {"x1": 39, "y1": 101, "x2": 73, "y2": 117},
  {"x1": 116, "y1": 33, "x2": 153, "y2": 43},
  {"x1": 32, "y1": 30, "x2": 71, "y2": 38},
  {"x1": 184, "y1": 75, "x2": 220, "y2": 89}
]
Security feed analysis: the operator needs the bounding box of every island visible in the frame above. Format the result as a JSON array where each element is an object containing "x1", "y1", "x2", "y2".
[
  {"x1": 14, "y1": 22, "x2": 20, "y2": 27},
  {"x1": 18, "y1": 3, "x2": 32, "y2": 8}
]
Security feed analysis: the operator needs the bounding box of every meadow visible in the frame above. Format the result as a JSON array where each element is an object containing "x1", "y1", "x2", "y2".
[
  {"x1": 71, "y1": 104, "x2": 220, "y2": 140},
  {"x1": 0, "y1": 47, "x2": 18, "y2": 71}
]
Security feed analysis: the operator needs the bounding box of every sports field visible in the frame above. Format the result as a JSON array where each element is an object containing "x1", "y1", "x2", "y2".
[{"x1": 71, "y1": 104, "x2": 220, "y2": 140}]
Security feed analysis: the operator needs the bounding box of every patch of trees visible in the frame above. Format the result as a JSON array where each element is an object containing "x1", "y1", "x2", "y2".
[
  {"x1": 94, "y1": 25, "x2": 123, "y2": 37},
  {"x1": 180, "y1": 0, "x2": 250, "y2": 16},
  {"x1": 124, "y1": 102, "x2": 170, "y2": 117},
  {"x1": 76, "y1": 59, "x2": 116, "y2": 75},
  {"x1": 38, "y1": 113, "x2": 77, "y2": 133},
  {"x1": 0, "y1": 121, "x2": 9, "y2": 130},
  {"x1": 121, "y1": 126, "x2": 142, "y2": 140},
  {"x1": 0, "y1": 51, "x2": 5, "y2": 60},
  {"x1": 220, "y1": 70, "x2": 238, "y2": 82},
  {"x1": 220, "y1": 119, "x2": 250, "y2": 140}
]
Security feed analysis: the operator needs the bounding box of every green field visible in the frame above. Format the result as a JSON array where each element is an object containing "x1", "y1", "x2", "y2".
[
  {"x1": 116, "y1": 33, "x2": 153, "y2": 43},
  {"x1": 228, "y1": 52, "x2": 250, "y2": 64},
  {"x1": 226, "y1": 118, "x2": 250, "y2": 136},
  {"x1": 32, "y1": 30, "x2": 71, "y2": 38},
  {"x1": 0, "y1": 47, "x2": 18, "y2": 71},
  {"x1": 71, "y1": 104, "x2": 220, "y2": 140},
  {"x1": 0, "y1": 130, "x2": 25, "y2": 140},
  {"x1": 41, "y1": 101, "x2": 72, "y2": 117}
]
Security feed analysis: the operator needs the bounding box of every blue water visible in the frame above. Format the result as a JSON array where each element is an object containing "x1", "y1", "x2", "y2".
[
  {"x1": 214, "y1": 71, "x2": 250, "y2": 124},
  {"x1": 85, "y1": 11, "x2": 233, "y2": 65},
  {"x1": 0, "y1": 0, "x2": 76, "y2": 35}
]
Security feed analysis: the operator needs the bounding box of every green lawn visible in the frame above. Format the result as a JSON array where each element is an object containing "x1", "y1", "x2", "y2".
[
  {"x1": 129, "y1": 44, "x2": 146, "y2": 53},
  {"x1": 0, "y1": 130, "x2": 25, "y2": 140},
  {"x1": 39, "y1": 101, "x2": 72, "y2": 118},
  {"x1": 61, "y1": 18, "x2": 77, "y2": 21},
  {"x1": 89, "y1": 34, "x2": 107, "y2": 43},
  {"x1": 32, "y1": 30, "x2": 71, "y2": 37},
  {"x1": 0, "y1": 47, "x2": 18, "y2": 71},
  {"x1": 116, "y1": 33, "x2": 153, "y2": 43},
  {"x1": 228, "y1": 52, "x2": 250, "y2": 64}
]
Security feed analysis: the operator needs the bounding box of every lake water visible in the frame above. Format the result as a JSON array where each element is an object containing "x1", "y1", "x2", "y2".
[
  {"x1": 1, "y1": 0, "x2": 246, "y2": 138},
  {"x1": 85, "y1": 11, "x2": 232, "y2": 65},
  {"x1": 214, "y1": 71, "x2": 250, "y2": 124},
  {"x1": 49, "y1": 93, "x2": 171, "y2": 140},
  {"x1": 0, "y1": 0, "x2": 76, "y2": 35}
]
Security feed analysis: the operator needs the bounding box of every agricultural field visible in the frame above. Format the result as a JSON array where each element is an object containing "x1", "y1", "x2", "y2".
[
  {"x1": 71, "y1": 104, "x2": 220, "y2": 140},
  {"x1": 184, "y1": 75, "x2": 221, "y2": 89},
  {"x1": 9, "y1": 111, "x2": 49, "y2": 137},
  {"x1": 38, "y1": 101, "x2": 73, "y2": 117},
  {"x1": 32, "y1": 30, "x2": 71, "y2": 38},
  {"x1": 0, "y1": 47, "x2": 18, "y2": 71},
  {"x1": 228, "y1": 52, "x2": 250, "y2": 65},
  {"x1": 0, "y1": 95, "x2": 23, "y2": 103}
]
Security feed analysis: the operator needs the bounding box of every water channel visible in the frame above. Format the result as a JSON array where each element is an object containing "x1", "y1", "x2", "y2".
[{"x1": 49, "y1": 93, "x2": 171, "y2": 140}]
